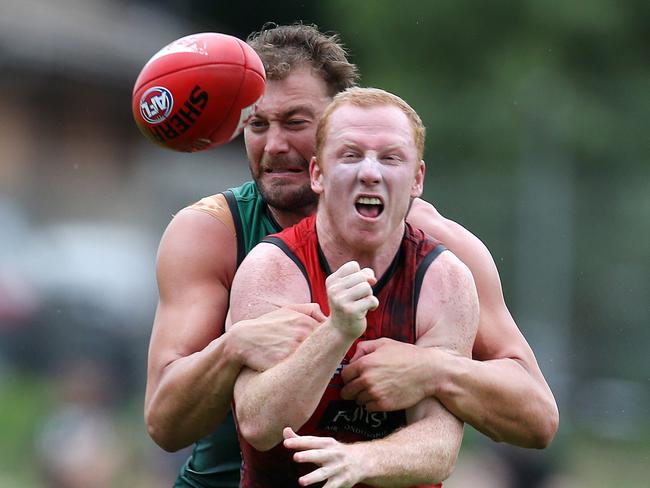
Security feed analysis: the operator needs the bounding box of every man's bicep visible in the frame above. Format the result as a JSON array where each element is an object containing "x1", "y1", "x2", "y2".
[
  {"x1": 473, "y1": 299, "x2": 545, "y2": 379},
  {"x1": 152, "y1": 282, "x2": 230, "y2": 361},
  {"x1": 152, "y1": 210, "x2": 236, "y2": 359},
  {"x1": 464, "y1": 243, "x2": 544, "y2": 369},
  {"x1": 146, "y1": 210, "x2": 237, "y2": 413},
  {"x1": 447, "y1": 228, "x2": 547, "y2": 380},
  {"x1": 408, "y1": 200, "x2": 530, "y2": 361},
  {"x1": 448, "y1": 231, "x2": 533, "y2": 362}
]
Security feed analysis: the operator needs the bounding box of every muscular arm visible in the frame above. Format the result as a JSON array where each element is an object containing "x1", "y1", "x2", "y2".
[
  {"x1": 145, "y1": 208, "x2": 321, "y2": 452},
  {"x1": 407, "y1": 198, "x2": 559, "y2": 448},
  {"x1": 231, "y1": 251, "x2": 375, "y2": 452},
  {"x1": 144, "y1": 208, "x2": 239, "y2": 451}
]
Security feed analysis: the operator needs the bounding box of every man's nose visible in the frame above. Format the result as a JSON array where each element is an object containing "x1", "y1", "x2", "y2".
[
  {"x1": 358, "y1": 157, "x2": 382, "y2": 185},
  {"x1": 264, "y1": 124, "x2": 290, "y2": 155}
]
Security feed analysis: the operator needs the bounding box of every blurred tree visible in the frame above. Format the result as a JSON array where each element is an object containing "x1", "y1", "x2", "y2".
[{"x1": 321, "y1": 0, "x2": 649, "y2": 171}]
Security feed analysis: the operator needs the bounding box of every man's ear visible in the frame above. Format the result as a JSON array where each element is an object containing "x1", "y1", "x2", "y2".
[
  {"x1": 310, "y1": 156, "x2": 324, "y2": 194},
  {"x1": 411, "y1": 159, "x2": 425, "y2": 198}
]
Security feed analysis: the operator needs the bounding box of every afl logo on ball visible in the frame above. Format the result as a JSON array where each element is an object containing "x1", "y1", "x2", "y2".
[{"x1": 140, "y1": 87, "x2": 174, "y2": 124}]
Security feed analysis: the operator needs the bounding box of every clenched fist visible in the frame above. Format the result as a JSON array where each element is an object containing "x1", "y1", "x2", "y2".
[{"x1": 326, "y1": 261, "x2": 379, "y2": 340}]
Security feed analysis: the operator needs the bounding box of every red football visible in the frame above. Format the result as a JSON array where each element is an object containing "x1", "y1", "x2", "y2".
[{"x1": 132, "y1": 33, "x2": 266, "y2": 152}]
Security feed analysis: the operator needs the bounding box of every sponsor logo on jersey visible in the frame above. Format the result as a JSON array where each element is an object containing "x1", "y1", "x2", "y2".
[{"x1": 317, "y1": 400, "x2": 406, "y2": 439}]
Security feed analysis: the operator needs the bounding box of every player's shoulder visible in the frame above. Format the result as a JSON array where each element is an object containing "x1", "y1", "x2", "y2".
[
  {"x1": 240, "y1": 239, "x2": 300, "y2": 276},
  {"x1": 163, "y1": 194, "x2": 235, "y2": 239},
  {"x1": 409, "y1": 199, "x2": 476, "y2": 243},
  {"x1": 233, "y1": 240, "x2": 310, "y2": 305},
  {"x1": 408, "y1": 202, "x2": 475, "y2": 287},
  {"x1": 416, "y1": 231, "x2": 479, "y2": 343},
  {"x1": 184, "y1": 193, "x2": 235, "y2": 234},
  {"x1": 409, "y1": 198, "x2": 506, "y2": 304},
  {"x1": 424, "y1": 243, "x2": 475, "y2": 293},
  {"x1": 156, "y1": 195, "x2": 238, "y2": 281}
]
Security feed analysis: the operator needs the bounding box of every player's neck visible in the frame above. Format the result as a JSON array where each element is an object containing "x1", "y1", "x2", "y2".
[{"x1": 316, "y1": 215, "x2": 404, "y2": 280}]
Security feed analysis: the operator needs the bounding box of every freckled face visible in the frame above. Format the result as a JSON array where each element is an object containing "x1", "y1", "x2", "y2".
[
  {"x1": 311, "y1": 104, "x2": 424, "y2": 250},
  {"x1": 244, "y1": 67, "x2": 331, "y2": 212}
]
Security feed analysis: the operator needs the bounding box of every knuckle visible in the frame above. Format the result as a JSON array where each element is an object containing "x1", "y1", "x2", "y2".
[
  {"x1": 365, "y1": 385, "x2": 377, "y2": 399},
  {"x1": 377, "y1": 398, "x2": 392, "y2": 411},
  {"x1": 357, "y1": 374, "x2": 370, "y2": 388},
  {"x1": 325, "y1": 437, "x2": 338, "y2": 447},
  {"x1": 346, "y1": 260, "x2": 360, "y2": 272}
]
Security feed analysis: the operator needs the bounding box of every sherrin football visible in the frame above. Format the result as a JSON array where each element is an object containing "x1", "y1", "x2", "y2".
[{"x1": 132, "y1": 33, "x2": 266, "y2": 152}]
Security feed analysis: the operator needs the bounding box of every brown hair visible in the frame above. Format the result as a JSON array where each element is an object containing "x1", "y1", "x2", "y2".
[
  {"x1": 247, "y1": 23, "x2": 359, "y2": 97},
  {"x1": 316, "y1": 87, "x2": 426, "y2": 160}
]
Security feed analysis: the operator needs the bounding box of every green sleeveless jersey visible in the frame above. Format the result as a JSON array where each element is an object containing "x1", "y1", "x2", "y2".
[{"x1": 174, "y1": 181, "x2": 281, "y2": 487}]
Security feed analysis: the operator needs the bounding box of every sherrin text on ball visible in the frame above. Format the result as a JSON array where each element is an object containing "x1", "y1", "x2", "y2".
[{"x1": 132, "y1": 32, "x2": 266, "y2": 152}]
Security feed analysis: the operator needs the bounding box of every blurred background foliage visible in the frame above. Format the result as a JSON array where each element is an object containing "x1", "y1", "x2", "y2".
[{"x1": 0, "y1": 0, "x2": 648, "y2": 486}]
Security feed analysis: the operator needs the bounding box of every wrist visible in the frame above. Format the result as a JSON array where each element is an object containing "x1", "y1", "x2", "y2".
[
  {"x1": 323, "y1": 319, "x2": 359, "y2": 350},
  {"x1": 327, "y1": 315, "x2": 366, "y2": 342},
  {"x1": 350, "y1": 439, "x2": 396, "y2": 485},
  {"x1": 221, "y1": 325, "x2": 247, "y2": 368},
  {"x1": 427, "y1": 348, "x2": 466, "y2": 399},
  {"x1": 345, "y1": 442, "x2": 373, "y2": 484},
  {"x1": 423, "y1": 347, "x2": 450, "y2": 398}
]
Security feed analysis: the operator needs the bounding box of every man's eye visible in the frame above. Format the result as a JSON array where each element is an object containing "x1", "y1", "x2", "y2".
[
  {"x1": 382, "y1": 155, "x2": 402, "y2": 162},
  {"x1": 286, "y1": 119, "x2": 308, "y2": 128},
  {"x1": 248, "y1": 119, "x2": 267, "y2": 130}
]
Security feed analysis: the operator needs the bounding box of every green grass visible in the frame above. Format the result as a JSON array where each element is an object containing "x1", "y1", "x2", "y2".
[{"x1": 0, "y1": 371, "x2": 51, "y2": 487}]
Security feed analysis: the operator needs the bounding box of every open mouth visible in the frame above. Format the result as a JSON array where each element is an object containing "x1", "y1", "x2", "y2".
[{"x1": 355, "y1": 196, "x2": 384, "y2": 218}]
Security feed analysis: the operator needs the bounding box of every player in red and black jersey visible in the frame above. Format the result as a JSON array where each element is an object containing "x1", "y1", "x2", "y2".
[{"x1": 228, "y1": 87, "x2": 479, "y2": 487}]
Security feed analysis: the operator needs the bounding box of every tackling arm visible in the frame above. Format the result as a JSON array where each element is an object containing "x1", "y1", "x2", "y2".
[
  {"x1": 144, "y1": 209, "x2": 240, "y2": 451},
  {"x1": 145, "y1": 209, "x2": 322, "y2": 452},
  {"x1": 408, "y1": 198, "x2": 559, "y2": 448}
]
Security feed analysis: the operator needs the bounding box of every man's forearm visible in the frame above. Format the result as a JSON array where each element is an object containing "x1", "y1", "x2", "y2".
[
  {"x1": 145, "y1": 335, "x2": 243, "y2": 452},
  {"x1": 431, "y1": 352, "x2": 559, "y2": 448},
  {"x1": 353, "y1": 406, "x2": 462, "y2": 487},
  {"x1": 236, "y1": 322, "x2": 354, "y2": 451}
]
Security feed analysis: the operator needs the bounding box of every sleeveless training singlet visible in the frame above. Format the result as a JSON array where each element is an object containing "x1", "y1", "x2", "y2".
[
  {"x1": 236, "y1": 215, "x2": 446, "y2": 488},
  {"x1": 174, "y1": 181, "x2": 281, "y2": 488}
]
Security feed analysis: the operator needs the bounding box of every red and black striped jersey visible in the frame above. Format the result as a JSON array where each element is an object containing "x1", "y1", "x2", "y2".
[{"x1": 237, "y1": 214, "x2": 446, "y2": 488}]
